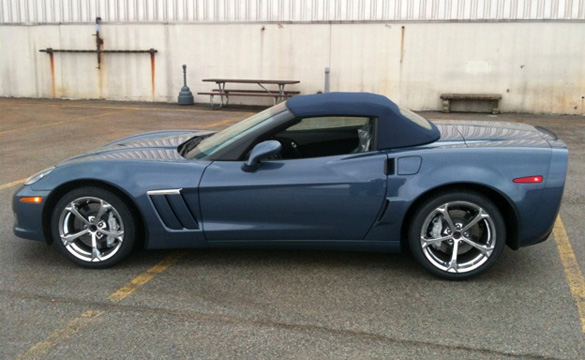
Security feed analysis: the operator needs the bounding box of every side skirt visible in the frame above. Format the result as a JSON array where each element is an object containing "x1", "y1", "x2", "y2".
[{"x1": 205, "y1": 240, "x2": 401, "y2": 253}]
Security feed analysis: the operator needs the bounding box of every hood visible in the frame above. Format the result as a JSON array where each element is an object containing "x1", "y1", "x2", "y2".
[
  {"x1": 58, "y1": 130, "x2": 215, "y2": 165},
  {"x1": 433, "y1": 120, "x2": 558, "y2": 148}
]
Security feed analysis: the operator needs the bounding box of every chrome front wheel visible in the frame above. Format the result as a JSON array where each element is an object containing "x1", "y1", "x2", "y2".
[
  {"x1": 409, "y1": 192, "x2": 506, "y2": 280},
  {"x1": 52, "y1": 187, "x2": 135, "y2": 268}
]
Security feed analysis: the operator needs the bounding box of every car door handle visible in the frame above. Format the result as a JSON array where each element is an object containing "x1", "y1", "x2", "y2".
[{"x1": 385, "y1": 158, "x2": 395, "y2": 175}]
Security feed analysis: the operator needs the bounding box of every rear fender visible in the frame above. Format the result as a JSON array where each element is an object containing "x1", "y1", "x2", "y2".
[{"x1": 367, "y1": 148, "x2": 552, "y2": 246}]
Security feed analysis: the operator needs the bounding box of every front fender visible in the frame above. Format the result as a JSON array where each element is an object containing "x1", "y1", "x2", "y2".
[{"x1": 28, "y1": 160, "x2": 212, "y2": 249}]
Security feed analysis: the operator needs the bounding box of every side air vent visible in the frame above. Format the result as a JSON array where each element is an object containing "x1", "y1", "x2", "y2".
[{"x1": 147, "y1": 189, "x2": 199, "y2": 230}]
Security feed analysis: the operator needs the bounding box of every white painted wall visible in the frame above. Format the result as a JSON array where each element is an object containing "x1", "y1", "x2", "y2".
[{"x1": 1, "y1": 21, "x2": 584, "y2": 114}]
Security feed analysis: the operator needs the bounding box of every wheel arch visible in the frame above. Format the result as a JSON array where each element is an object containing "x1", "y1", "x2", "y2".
[
  {"x1": 400, "y1": 183, "x2": 520, "y2": 251},
  {"x1": 42, "y1": 179, "x2": 146, "y2": 249}
]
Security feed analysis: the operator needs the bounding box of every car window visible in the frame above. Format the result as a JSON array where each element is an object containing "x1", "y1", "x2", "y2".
[
  {"x1": 397, "y1": 106, "x2": 433, "y2": 130},
  {"x1": 286, "y1": 116, "x2": 370, "y2": 131},
  {"x1": 273, "y1": 116, "x2": 373, "y2": 159}
]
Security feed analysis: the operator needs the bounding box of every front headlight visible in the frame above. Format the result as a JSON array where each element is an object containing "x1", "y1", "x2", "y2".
[{"x1": 24, "y1": 167, "x2": 55, "y2": 185}]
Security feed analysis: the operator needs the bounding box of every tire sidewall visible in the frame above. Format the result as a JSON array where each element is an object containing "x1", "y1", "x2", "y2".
[
  {"x1": 408, "y1": 191, "x2": 506, "y2": 280},
  {"x1": 51, "y1": 186, "x2": 136, "y2": 268}
]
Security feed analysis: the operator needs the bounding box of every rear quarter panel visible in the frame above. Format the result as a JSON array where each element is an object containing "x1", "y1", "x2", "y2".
[{"x1": 367, "y1": 146, "x2": 566, "y2": 248}]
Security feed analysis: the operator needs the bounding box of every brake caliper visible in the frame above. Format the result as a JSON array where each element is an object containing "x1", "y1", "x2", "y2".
[
  {"x1": 106, "y1": 212, "x2": 119, "y2": 248},
  {"x1": 430, "y1": 216, "x2": 443, "y2": 250}
]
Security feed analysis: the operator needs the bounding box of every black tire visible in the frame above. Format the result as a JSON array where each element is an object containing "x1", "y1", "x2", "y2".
[
  {"x1": 408, "y1": 191, "x2": 506, "y2": 280},
  {"x1": 51, "y1": 186, "x2": 136, "y2": 268}
]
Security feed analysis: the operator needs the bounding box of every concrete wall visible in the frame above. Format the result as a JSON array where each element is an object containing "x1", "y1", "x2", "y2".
[{"x1": 1, "y1": 21, "x2": 584, "y2": 114}]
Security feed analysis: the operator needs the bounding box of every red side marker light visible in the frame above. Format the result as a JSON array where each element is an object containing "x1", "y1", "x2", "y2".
[
  {"x1": 20, "y1": 196, "x2": 43, "y2": 204},
  {"x1": 513, "y1": 176, "x2": 543, "y2": 184}
]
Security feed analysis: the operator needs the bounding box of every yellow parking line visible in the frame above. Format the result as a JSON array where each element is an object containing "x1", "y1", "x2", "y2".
[
  {"x1": 72, "y1": 110, "x2": 125, "y2": 122},
  {"x1": 0, "y1": 178, "x2": 26, "y2": 191},
  {"x1": 201, "y1": 114, "x2": 252, "y2": 129},
  {"x1": 0, "y1": 108, "x2": 250, "y2": 137},
  {"x1": 553, "y1": 215, "x2": 585, "y2": 334},
  {"x1": 16, "y1": 252, "x2": 185, "y2": 359},
  {"x1": 0, "y1": 101, "x2": 253, "y2": 115},
  {"x1": 0, "y1": 122, "x2": 65, "y2": 136},
  {"x1": 0, "y1": 110, "x2": 127, "y2": 137},
  {"x1": 108, "y1": 251, "x2": 185, "y2": 302},
  {"x1": 15, "y1": 310, "x2": 104, "y2": 360}
]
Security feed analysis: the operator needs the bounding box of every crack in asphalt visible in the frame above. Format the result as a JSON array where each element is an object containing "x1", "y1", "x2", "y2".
[{"x1": 1, "y1": 289, "x2": 565, "y2": 360}]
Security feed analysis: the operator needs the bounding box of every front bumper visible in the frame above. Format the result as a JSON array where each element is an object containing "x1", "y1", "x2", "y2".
[{"x1": 12, "y1": 186, "x2": 50, "y2": 242}]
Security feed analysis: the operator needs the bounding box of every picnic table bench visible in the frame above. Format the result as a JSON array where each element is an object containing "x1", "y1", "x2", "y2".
[
  {"x1": 198, "y1": 79, "x2": 300, "y2": 109},
  {"x1": 440, "y1": 93, "x2": 502, "y2": 114}
]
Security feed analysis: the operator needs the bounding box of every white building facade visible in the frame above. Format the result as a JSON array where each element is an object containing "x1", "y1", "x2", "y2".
[{"x1": 1, "y1": 0, "x2": 584, "y2": 113}]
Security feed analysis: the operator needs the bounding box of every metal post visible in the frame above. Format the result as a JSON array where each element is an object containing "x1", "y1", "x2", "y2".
[
  {"x1": 183, "y1": 66, "x2": 188, "y2": 86},
  {"x1": 95, "y1": 17, "x2": 103, "y2": 69},
  {"x1": 324, "y1": 67, "x2": 330, "y2": 93}
]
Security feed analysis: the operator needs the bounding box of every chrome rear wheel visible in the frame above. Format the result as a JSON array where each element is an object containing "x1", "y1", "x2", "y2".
[
  {"x1": 409, "y1": 192, "x2": 505, "y2": 280},
  {"x1": 420, "y1": 201, "x2": 496, "y2": 274}
]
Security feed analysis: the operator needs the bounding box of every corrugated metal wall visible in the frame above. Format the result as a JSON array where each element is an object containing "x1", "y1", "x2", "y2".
[{"x1": 2, "y1": 0, "x2": 584, "y2": 24}]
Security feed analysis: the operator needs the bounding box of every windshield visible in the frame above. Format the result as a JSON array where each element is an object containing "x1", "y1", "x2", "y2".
[{"x1": 183, "y1": 102, "x2": 288, "y2": 159}]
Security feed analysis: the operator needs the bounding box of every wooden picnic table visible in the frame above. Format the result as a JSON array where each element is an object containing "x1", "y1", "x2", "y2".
[{"x1": 199, "y1": 78, "x2": 300, "y2": 109}]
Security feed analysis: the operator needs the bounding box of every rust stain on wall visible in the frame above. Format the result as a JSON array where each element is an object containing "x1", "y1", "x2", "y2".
[
  {"x1": 98, "y1": 66, "x2": 105, "y2": 100},
  {"x1": 400, "y1": 26, "x2": 405, "y2": 64},
  {"x1": 150, "y1": 52, "x2": 156, "y2": 100},
  {"x1": 98, "y1": 40, "x2": 105, "y2": 99},
  {"x1": 49, "y1": 52, "x2": 56, "y2": 98}
]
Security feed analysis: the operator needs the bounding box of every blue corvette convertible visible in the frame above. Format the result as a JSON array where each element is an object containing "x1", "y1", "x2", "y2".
[{"x1": 13, "y1": 93, "x2": 568, "y2": 279}]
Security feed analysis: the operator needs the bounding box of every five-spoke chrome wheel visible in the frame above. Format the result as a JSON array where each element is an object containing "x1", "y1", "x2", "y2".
[
  {"x1": 52, "y1": 187, "x2": 136, "y2": 268},
  {"x1": 409, "y1": 192, "x2": 506, "y2": 280}
]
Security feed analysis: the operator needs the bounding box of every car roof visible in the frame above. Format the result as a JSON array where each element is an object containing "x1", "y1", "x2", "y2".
[{"x1": 286, "y1": 92, "x2": 440, "y2": 149}]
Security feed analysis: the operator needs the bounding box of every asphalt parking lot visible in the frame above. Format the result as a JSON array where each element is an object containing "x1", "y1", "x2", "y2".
[{"x1": 1, "y1": 98, "x2": 584, "y2": 360}]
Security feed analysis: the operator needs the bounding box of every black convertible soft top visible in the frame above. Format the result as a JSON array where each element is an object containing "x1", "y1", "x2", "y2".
[{"x1": 286, "y1": 92, "x2": 440, "y2": 149}]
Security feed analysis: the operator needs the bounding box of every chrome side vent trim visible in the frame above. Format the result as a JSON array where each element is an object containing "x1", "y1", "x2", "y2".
[
  {"x1": 147, "y1": 189, "x2": 182, "y2": 195},
  {"x1": 147, "y1": 189, "x2": 199, "y2": 230}
]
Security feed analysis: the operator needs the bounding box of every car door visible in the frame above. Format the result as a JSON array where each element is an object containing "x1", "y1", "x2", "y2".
[
  {"x1": 198, "y1": 152, "x2": 387, "y2": 241},
  {"x1": 198, "y1": 115, "x2": 387, "y2": 242}
]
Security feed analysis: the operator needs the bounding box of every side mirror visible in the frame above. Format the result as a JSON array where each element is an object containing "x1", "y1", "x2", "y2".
[{"x1": 242, "y1": 140, "x2": 282, "y2": 172}]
